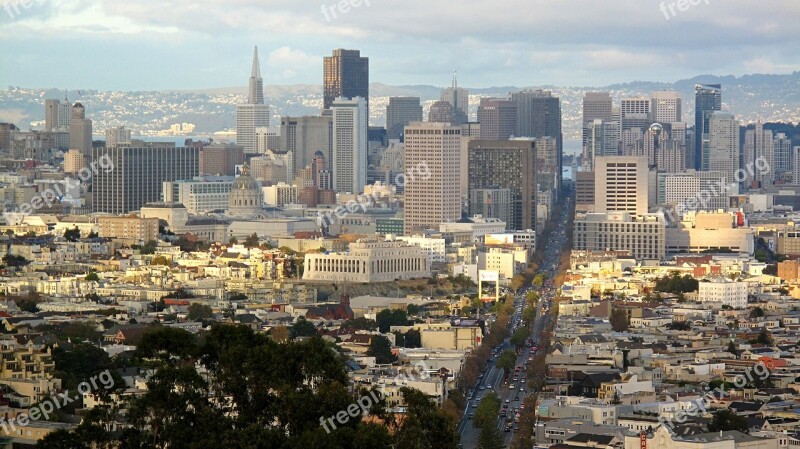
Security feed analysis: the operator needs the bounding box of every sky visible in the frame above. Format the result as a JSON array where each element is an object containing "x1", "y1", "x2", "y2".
[{"x1": 2, "y1": 0, "x2": 800, "y2": 91}]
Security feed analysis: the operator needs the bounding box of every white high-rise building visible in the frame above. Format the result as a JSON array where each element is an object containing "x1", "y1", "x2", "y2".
[
  {"x1": 236, "y1": 47, "x2": 270, "y2": 154},
  {"x1": 620, "y1": 98, "x2": 651, "y2": 133},
  {"x1": 404, "y1": 121, "x2": 462, "y2": 234},
  {"x1": 594, "y1": 156, "x2": 650, "y2": 215},
  {"x1": 332, "y1": 97, "x2": 368, "y2": 194},
  {"x1": 743, "y1": 122, "x2": 774, "y2": 185},
  {"x1": 650, "y1": 91, "x2": 682, "y2": 123},
  {"x1": 708, "y1": 112, "x2": 740, "y2": 194}
]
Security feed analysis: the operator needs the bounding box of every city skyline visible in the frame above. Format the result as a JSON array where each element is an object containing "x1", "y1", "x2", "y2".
[{"x1": 2, "y1": 1, "x2": 799, "y2": 90}]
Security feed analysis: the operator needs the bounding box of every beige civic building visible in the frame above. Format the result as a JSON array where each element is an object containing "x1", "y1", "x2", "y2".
[{"x1": 303, "y1": 240, "x2": 429, "y2": 283}]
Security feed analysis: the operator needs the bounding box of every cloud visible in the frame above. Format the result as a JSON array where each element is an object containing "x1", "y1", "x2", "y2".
[{"x1": 2, "y1": 0, "x2": 800, "y2": 89}]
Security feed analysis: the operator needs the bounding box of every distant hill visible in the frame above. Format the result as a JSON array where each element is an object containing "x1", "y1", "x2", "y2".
[{"x1": 2, "y1": 72, "x2": 798, "y2": 145}]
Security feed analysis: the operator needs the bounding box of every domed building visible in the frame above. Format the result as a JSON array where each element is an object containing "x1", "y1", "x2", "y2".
[{"x1": 227, "y1": 163, "x2": 264, "y2": 217}]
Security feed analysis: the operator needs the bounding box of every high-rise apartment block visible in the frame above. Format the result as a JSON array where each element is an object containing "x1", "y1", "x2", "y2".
[
  {"x1": 478, "y1": 97, "x2": 517, "y2": 140},
  {"x1": 91, "y1": 144, "x2": 200, "y2": 214},
  {"x1": 331, "y1": 97, "x2": 368, "y2": 194},
  {"x1": 708, "y1": 112, "x2": 740, "y2": 193},
  {"x1": 511, "y1": 90, "x2": 562, "y2": 189},
  {"x1": 593, "y1": 156, "x2": 650, "y2": 215},
  {"x1": 743, "y1": 122, "x2": 774, "y2": 185},
  {"x1": 404, "y1": 122, "x2": 462, "y2": 234},
  {"x1": 468, "y1": 140, "x2": 537, "y2": 231}
]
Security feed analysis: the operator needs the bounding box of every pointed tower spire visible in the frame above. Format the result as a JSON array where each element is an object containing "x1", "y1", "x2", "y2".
[
  {"x1": 251, "y1": 46, "x2": 261, "y2": 78},
  {"x1": 247, "y1": 46, "x2": 265, "y2": 104}
]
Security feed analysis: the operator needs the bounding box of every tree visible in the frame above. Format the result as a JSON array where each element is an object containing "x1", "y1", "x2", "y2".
[
  {"x1": 473, "y1": 393, "x2": 501, "y2": 429},
  {"x1": 750, "y1": 307, "x2": 765, "y2": 318},
  {"x1": 228, "y1": 236, "x2": 238, "y2": 245},
  {"x1": 708, "y1": 408, "x2": 748, "y2": 433},
  {"x1": 228, "y1": 293, "x2": 248, "y2": 302},
  {"x1": 522, "y1": 305, "x2": 537, "y2": 324},
  {"x1": 496, "y1": 350, "x2": 517, "y2": 374},
  {"x1": 525, "y1": 291, "x2": 539, "y2": 304},
  {"x1": 140, "y1": 240, "x2": 158, "y2": 255},
  {"x1": 511, "y1": 327, "x2": 529, "y2": 349},
  {"x1": 255, "y1": 326, "x2": 283, "y2": 345},
  {"x1": 244, "y1": 233, "x2": 259, "y2": 247},
  {"x1": 404, "y1": 329, "x2": 421, "y2": 348},
  {"x1": 407, "y1": 304, "x2": 420, "y2": 316},
  {"x1": 64, "y1": 227, "x2": 81, "y2": 242},
  {"x1": 151, "y1": 255, "x2": 170, "y2": 266},
  {"x1": 394, "y1": 387, "x2": 460, "y2": 449},
  {"x1": 86, "y1": 230, "x2": 98, "y2": 238},
  {"x1": 85, "y1": 271, "x2": 100, "y2": 282},
  {"x1": 477, "y1": 423, "x2": 505, "y2": 449},
  {"x1": 339, "y1": 317, "x2": 377, "y2": 331},
  {"x1": 754, "y1": 329, "x2": 773, "y2": 345},
  {"x1": 367, "y1": 335, "x2": 395, "y2": 364},
  {"x1": 376, "y1": 308, "x2": 409, "y2": 333},
  {"x1": 610, "y1": 309, "x2": 629, "y2": 332},
  {"x1": 135, "y1": 327, "x2": 198, "y2": 365},
  {"x1": 654, "y1": 272, "x2": 699, "y2": 294},
  {"x1": 163, "y1": 288, "x2": 194, "y2": 299},
  {"x1": 2, "y1": 254, "x2": 29, "y2": 268},
  {"x1": 533, "y1": 273, "x2": 546, "y2": 287},
  {"x1": 667, "y1": 321, "x2": 692, "y2": 331},
  {"x1": 727, "y1": 341, "x2": 739, "y2": 357},
  {"x1": 289, "y1": 317, "x2": 318, "y2": 339},
  {"x1": 187, "y1": 303, "x2": 213, "y2": 321}
]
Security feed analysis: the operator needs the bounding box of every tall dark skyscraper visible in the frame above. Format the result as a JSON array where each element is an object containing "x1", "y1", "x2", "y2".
[
  {"x1": 511, "y1": 90, "x2": 562, "y2": 190},
  {"x1": 468, "y1": 140, "x2": 537, "y2": 231},
  {"x1": 323, "y1": 49, "x2": 369, "y2": 111},
  {"x1": 694, "y1": 84, "x2": 722, "y2": 170}
]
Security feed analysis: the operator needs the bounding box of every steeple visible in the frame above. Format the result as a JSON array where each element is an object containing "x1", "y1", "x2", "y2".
[
  {"x1": 251, "y1": 46, "x2": 261, "y2": 79},
  {"x1": 248, "y1": 46, "x2": 265, "y2": 104}
]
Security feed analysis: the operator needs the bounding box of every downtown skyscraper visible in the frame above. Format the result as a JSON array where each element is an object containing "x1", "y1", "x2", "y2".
[
  {"x1": 694, "y1": 84, "x2": 722, "y2": 170},
  {"x1": 331, "y1": 97, "x2": 368, "y2": 194},
  {"x1": 236, "y1": 47, "x2": 270, "y2": 154},
  {"x1": 323, "y1": 49, "x2": 369, "y2": 112},
  {"x1": 403, "y1": 122, "x2": 462, "y2": 235},
  {"x1": 511, "y1": 90, "x2": 563, "y2": 190}
]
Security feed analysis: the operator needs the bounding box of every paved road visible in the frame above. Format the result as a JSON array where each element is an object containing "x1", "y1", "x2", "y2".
[{"x1": 458, "y1": 191, "x2": 574, "y2": 448}]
